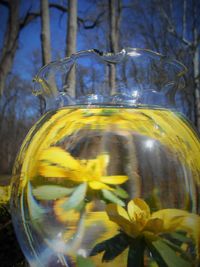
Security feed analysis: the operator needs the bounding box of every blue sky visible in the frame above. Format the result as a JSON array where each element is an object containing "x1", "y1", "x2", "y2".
[
  {"x1": 1, "y1": 0, "x2": 198, "y2": 96},
  {"x1": 0, "y1": 0, "x2": 99, "y2": 81}
]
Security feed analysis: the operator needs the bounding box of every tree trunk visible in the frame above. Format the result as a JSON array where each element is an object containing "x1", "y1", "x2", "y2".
[
  {"x1": 0, "y1": 0, "x2": 20, "y2": 96},
  {"x1": 108, "y1": 0, "x2": 121, "y2": 95},
  {"x1": 41, "y1": 0, "x2": 51, "y2": 65},
  {"x1": 0, "y1": 0, "x2": 41, "y2": 96},
  {"x1": 192, "y1": 0, "x2": 200, "y2": 132},
  {"x1": 40, "y1": 0, "x2": 57, "y2": 101},
  {"x1": 65, "y1": 0, "x2": 77, "y2": 97},
  {"x1": 193, "y1": 25, "x2": 200, "y2": 132},
  {"x1": 109, "y1": 0, "x2": 120, "y2": 53},
  {"x1": 157, "y1": 0, "x2": 200, "y2": 129}
]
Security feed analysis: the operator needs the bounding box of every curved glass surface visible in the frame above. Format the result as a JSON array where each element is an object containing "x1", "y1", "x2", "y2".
[{"x1": 10, "y1": 49, "x2": 199, "y2": 267}]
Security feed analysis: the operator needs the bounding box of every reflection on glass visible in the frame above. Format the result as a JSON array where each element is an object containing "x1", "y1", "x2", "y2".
[{"x1": 144, "y1": 139, "x2": 155, "y2": 150}]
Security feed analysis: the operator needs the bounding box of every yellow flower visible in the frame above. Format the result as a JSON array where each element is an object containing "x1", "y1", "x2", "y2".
[
  {"x1": 38, "y1": 146, "x2": 128, "y2": 191},
  {"x1": 0, "y1": 185, "x2": 11, "y2": 205},
  {"x1": 106, "y1": 198, "x2": 200, "y2": 256},
  {"x1": 18, "y1": 108, "x2": 200, "y2": 189},
  {"x1": 54, "y1": 197, "x2": 81, "y2": 224}
]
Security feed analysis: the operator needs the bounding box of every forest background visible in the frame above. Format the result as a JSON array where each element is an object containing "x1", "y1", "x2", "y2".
[{"x1": 0, "y1": 0, "x2": 200, "y2": 266}]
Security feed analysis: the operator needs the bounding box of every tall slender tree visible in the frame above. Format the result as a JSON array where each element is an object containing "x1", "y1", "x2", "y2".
[
  {"x1": 0, "y1": 0, "x2": 20, "y2": 95},
  {"x1": 192, "y1": 0, "x2": 200, "y2": 132},
  {"x1": 41, "y1": 0, "x2": 51, "y2": 65},
  {"x1": 108, "y1": 0, "x2": 121, "y2": 94},
  {"x1": 156, "y1": 0, "x2": 200, "y2": 131},
  {"x1": 65, "y1": 0, "x2": 77, "y2": 97},
  {"x1": 0, "y1": 0, "x2": 41, "y2": 96},
  {"x1": 40, "y1": 0, "x2": 57, "y2": 102}
]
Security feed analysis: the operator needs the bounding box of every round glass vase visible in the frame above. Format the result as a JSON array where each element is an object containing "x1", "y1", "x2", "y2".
[{"x1": 10, "y1": 48, "x2": 200, "y2": 267}]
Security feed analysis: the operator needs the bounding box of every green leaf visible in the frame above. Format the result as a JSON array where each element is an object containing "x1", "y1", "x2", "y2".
[
  {"x1": 27, "y1": 182, "x2": 46, "y2": 221},
  {"x1": 102, "y1": 189, "x2": 125, "y2": 206},
  {"x1": 168, "y1": 232, "x2": 192, "y2": 244},
  {"x1": 99, "y1": 109, "x2": 117, "y2": 116},
  {"x1": 114, "y1": 186, "x2": 129, "y2": 199},
  {"x1": 32, "y1": 185, "x2": 74, "y2": 200},
  {"x1": 62, "y1": 183, "x2": 87, "y2": 211},
  {"x1": 162, "y1": 239, "x2": 192, "y2": 261},
  {"x1": 77, "y1": 255, "x2": 95, "y2": 267},
  {"x1": 146, "y1": 238, "x2": 191, "y2": 267},
  {"x1": 90, "y1": 240, "x2": 107, "y2": 256},
  {"x1": 128, "y1": 238, "x2": 145, "y2": 267},
  {"x1": 90, "y1": 233, "x2": 129, "y2": 262},
  {"x1": 102, "y1": 233, "x2": 129, "y2": 262}
]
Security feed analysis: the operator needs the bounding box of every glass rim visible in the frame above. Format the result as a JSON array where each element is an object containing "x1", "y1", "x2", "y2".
[{"x1": 33, "y1": 47, "x2": 188, "y2": 84}]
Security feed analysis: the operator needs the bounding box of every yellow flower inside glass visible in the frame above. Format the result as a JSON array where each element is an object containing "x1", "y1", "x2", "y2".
[
  {"x1": 38, "y1": 147, "x2": 128, "y2": 191},
  {"x1": 11, "y1": 107, "x2": 200, "y2": 267},
  {"x1": 10, "y1": 49, "x2": 200, "y2": 267}
]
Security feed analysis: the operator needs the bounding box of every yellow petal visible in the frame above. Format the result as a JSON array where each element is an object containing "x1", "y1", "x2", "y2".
[
  {"x1": 83, "y1": 158, "x2": 101, "y2": 177},
  {"x1": 97, "y1": 154, "x2": 109, "y2": 169},
  {"x1": 38, "y1": 147, "x2": 89, "y2": 181},
  {"x1": 79, "y1": 154, "x2": 109, "y2": 178},
  {"x1": 133, "y1": 198, "x2": 151, "y2": 217},
  {"x1": 100, "y1": 175, "x2": 128, "y2": 185},
  {"x1": 39, "y1": 147, "x2": 82, "y2": 171},
  {"x1": 106, "y1": 203, "x2": 140, "y2": 237},
  {"x1": 54, "y1": 197, "x2": 80, "y2": 225},
  {"x1": 38, "y1": 163, "x2": 69, "y2": 178},
  {"x1": 151, "y1": 209, "x2": 189, "y2": 232},
  {"x1": 93, "y1": 154, "x2": 109, "y2": 177},
  {"x1": 0, "y1": 185, "x2": 11, "y2": 205},
  {"x1": 53, "y1": 197, "x2": 80, "y2": 230},
  {"x1": 128, "y1": 198, "x2": 150, "y2": 222},
  {"x1": 106, "y1": 203, "x2": 130, "y2": 222},
  {"x1": 38, "y1": 161, "x2": 86, "y2": 181},
  {"x1": 88, "y1": 181, "x2": 113, "y2": 190}
]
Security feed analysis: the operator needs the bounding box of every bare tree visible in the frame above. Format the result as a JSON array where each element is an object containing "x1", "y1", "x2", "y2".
[
  {"x1": 109, "y1": 0, "x2": 120, "y2": 53},
  {"x1": 108, "y1": 0, "x2": 121, "y2": 94},
  {"x1": 0, "y1": 0, "x2": 42, "y2": 96},
  {"x1": 0, "y1": 76, "x2": 38, "y2": 174},
  {"x1": 119, "y1": 0, "x2": 199, "y2": 128},
  {"x1": 41, "y1": 0, "x2": 51, "y2": 65},
  {"x1": 192, "y1": 0, "x2": 200, "y2": 132},
  {"x1": 40, "y1": 0, "x2": 58, "y2": 103},
  {"x1": 156, "y1": 0, "x2": 200, "y2": 130},
  {"x1": 0, "y1": 0, "x2": 20, "y2": 95},
  {"x1": 65, "y1": 0, "x2": 78, "y2": 97}
]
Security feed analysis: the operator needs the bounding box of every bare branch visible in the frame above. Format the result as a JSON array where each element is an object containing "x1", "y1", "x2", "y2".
[
  {"x1": 49, "y1": 3, "x2": 68, "y2": 12},
  {"x1": 169, "y1": 27, "x2": 192, "y2": 47},
  {"x1": 20, "y1": 11, "x2": 40, "y2": 30},
  {"x1": 157, "y1": 1, "x2": 192, "y2": 47},
  {"x1": 82, "y1": 11, "x2": 104, "y2": 29},
  {"x1": 49, "y1": 3, "x2": 104, "y2": 30},
  {"x1": 4, "y1": 2, "x2": 104, "y2": 31}
]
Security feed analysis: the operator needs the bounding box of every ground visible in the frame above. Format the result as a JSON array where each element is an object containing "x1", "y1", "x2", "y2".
[{"x1": 0, "y1": 175, "x2": 27, "y2": 267}]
